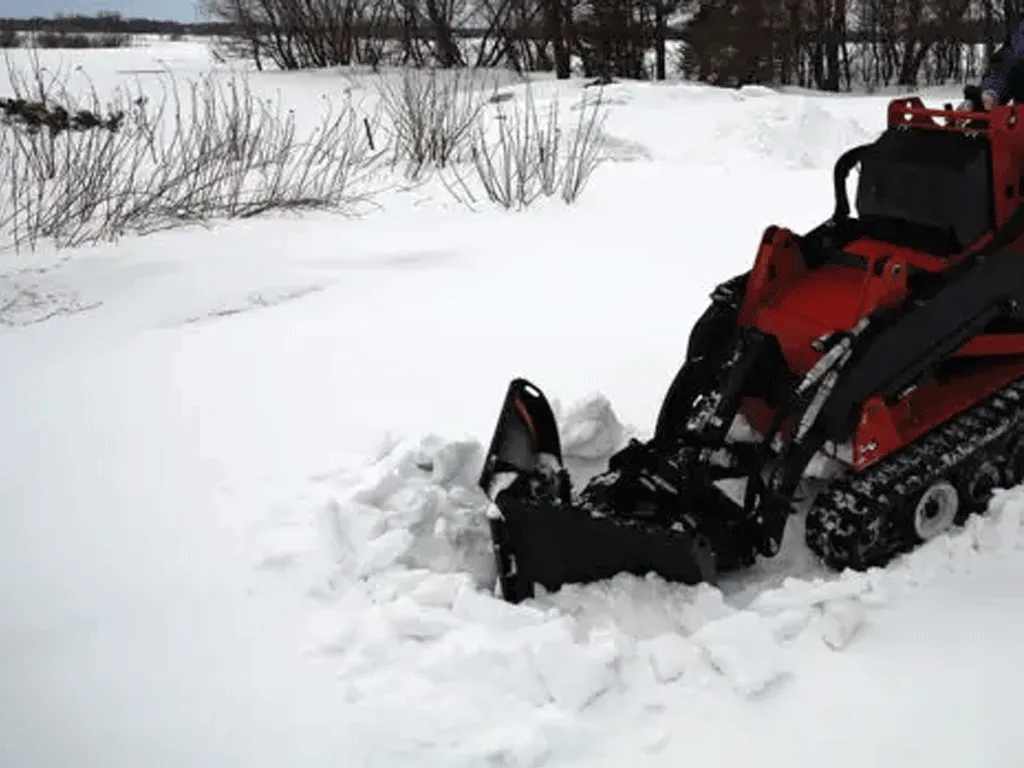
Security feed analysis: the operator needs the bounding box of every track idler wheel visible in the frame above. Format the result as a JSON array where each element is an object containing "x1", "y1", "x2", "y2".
[{"x1": 908, "y1": 480, "x2": 960, "y2": 542}]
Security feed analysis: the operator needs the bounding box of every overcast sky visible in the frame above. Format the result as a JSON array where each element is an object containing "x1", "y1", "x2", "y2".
[{"x1": 4, "y1": 0, "x2": 199, "y2": 21}]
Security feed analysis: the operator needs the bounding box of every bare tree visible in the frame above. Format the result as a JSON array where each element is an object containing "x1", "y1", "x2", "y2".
[
  {"x1": 679, "y1": 0, "x2": 995, "y2": 91},
  {"x1": 200, "y1": 0, "x2": 394, "y2": 69}
]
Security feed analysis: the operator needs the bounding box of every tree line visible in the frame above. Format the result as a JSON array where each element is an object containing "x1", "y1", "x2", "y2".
[
  {"x1": 0, "y1": 13, "x2": 230, "y2": 38},
  {"x1": 7, "y1": 2, "x2": 1024, "y2": 90},
  {"x1": 684, "y1": 0, "x2": 1024, "y2": 89},
  {"x1": 197, "y1": 0, "x2": 1024, "y2": 88}
]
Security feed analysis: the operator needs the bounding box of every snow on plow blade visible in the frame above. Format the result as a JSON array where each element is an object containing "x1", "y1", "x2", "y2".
[{"x1": 478, "y1": 378, "x2": 718, "y2": 603}]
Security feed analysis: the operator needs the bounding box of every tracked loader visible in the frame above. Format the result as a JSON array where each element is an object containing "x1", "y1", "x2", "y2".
[{"x1": 478, "y1": 98, "x2": 1024, "y2": 603}]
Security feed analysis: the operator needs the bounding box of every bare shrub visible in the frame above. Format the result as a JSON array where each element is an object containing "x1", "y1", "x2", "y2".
[
  {"x1": 446, "y1": 86, "x2": 608, "y2": 210},
  {"x1": 0, "y1": 56, "x2": 386, "y2": 252},
  {"x1": 376, "y1": 67, "x2": 499, "y2": 180}
]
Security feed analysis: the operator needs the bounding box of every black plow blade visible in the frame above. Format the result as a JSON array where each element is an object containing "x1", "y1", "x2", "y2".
[{"x1": 478, "y1": 378, "x2": 722, "y2": 603}]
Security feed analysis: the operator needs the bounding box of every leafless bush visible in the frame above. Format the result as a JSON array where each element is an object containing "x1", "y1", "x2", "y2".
[
  {"x1": 446, "y1": 86, "x2": 608, "y2": 209},
  {"x1": 0, "y1": 56, "x2": 386, "y2": 252},
  {"x1": 376, "y1": 67, "x2": 500, "y2": 179},
  {"x1": 0, "y1": 30, "x2": 20, "y2": 49}
]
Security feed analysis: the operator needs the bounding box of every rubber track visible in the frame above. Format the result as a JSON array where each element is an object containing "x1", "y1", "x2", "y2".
[{"x1": 804, "y1": 377, "x2": 1024, "y2": 570}]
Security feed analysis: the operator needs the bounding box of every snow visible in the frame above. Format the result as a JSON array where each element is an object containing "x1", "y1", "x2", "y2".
[{"x1": 3, "y1": 39, "x2": 1024, "y2": 768}]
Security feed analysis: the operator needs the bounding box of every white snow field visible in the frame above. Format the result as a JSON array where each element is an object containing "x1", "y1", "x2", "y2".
[{"x1": 3, "y1": 40, "x2": 1024, "y2": 768}]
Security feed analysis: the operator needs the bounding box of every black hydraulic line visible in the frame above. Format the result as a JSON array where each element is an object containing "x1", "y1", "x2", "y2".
[{"x1": 832, "y1": 144, "x2": 870, "y2": 222}]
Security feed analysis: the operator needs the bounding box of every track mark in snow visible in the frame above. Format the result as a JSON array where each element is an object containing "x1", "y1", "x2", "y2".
[
  {"x1": 598, "y1": 131, "x2": 652, "y2": 162},
  {"x1": 0, "y1": 280, "x2": 101, "y2": 326},
  {"x1": 183, "y1": 283, "x2": 324, "y2": 323},
  {"x1": 299, "y1": 249, "x2": 461, "y2": 272}
]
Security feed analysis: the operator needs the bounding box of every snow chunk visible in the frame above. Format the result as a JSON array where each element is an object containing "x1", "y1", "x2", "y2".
[
  {"x1": 408, "y1": 571, "x2": 475, "y2": 610},
  {"x1": 978, "y1": 487, "x2": 1024, "y2": 554},
  {"x1": 356, "y1": 528, "x2": 415, "y2": 577},
  {"x1": 539, "y1": 573, "x2": 733, "y2": 639},
  {"x1": 639, "y1": 633, "x2": 701, "y2": 682},
  {"x1": 456, "y1": 723, "x2": 551, "y2": 768},
  {"x1": 767, "y1": 609, "x2": 813, "y2": 642},
  {"x1": 820, "y1": 598, "x2": 865, "y2": 651},
  {"x1": 559, "y1": 393, "x2": 627, "y2": 460},
  {"x1": 749, "y1": 572, "x2": 876, "y2": 615},
  {"x1": 414, "y1": 626, "x2": 552, "y2": 707},
  {"x1": 691, "y1": 611, "x2": 787, "y2": 696},
  {"x1": 386, "y1": 596, "x2": 462, "y2": 640},
  {"x1": 451, "y1": 584, "x2": 551, "y2": 630},
  {"x1": 526, "y1": 619, "x2": 618, "y2": 711}
]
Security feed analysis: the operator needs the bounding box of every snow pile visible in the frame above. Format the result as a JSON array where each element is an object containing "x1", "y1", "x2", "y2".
[
  {"x1": 298, "y1": 396, "x2": 628, "y2": 766},
  {"x1": 657, "y1": 90, "x2": 873, "y2": 170},
  {"x1": 302, "y1": 391, "x2": 638, "y2": 604},
  {"x1": 315, "y1": 435, "x2": 495, "y2": 589},
  {"x1": 726, "y1": 96, "x2": 874, "y2": 169},
  {"x1": 297, "y1": 387, "x2": 1024, "y2": 765}
]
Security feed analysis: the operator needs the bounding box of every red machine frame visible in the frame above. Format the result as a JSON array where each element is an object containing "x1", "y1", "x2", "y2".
[{"x1": 736, "y1": 98, "x2": 1024, "y2": 471}]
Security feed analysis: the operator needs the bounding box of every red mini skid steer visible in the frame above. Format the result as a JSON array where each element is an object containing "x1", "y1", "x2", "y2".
[{"x1": 478, "y1": 98, "x2": 1024, "y2": 603}]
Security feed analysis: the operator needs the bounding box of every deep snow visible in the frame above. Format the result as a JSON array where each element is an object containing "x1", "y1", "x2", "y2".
[{"x1": 3, "y1": 40, "x2": 1024, "y2": 768}]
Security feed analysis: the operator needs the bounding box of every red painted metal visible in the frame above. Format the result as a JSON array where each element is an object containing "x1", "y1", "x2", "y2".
[{"x1": 734, "y1": 99, "x2": 1024, "y2": 471}]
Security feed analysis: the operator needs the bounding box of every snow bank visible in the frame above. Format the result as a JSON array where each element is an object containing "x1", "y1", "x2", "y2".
[
  {"x1": 711, "y1": 96, "x2": 874, "y2": 170},
  {"x1": 295, "y1": 388, "x2": 1024, "y2": 765}
]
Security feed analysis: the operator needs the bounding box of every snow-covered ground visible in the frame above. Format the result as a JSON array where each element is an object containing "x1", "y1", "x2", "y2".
[{"x1": 2, "y1": 40, "x2": 1023, "y2": 768}]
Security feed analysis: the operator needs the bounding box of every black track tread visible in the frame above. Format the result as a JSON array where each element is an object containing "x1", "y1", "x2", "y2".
[{"x1": 805, "y1": 377, "x2": 1024, "y2": 570}]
